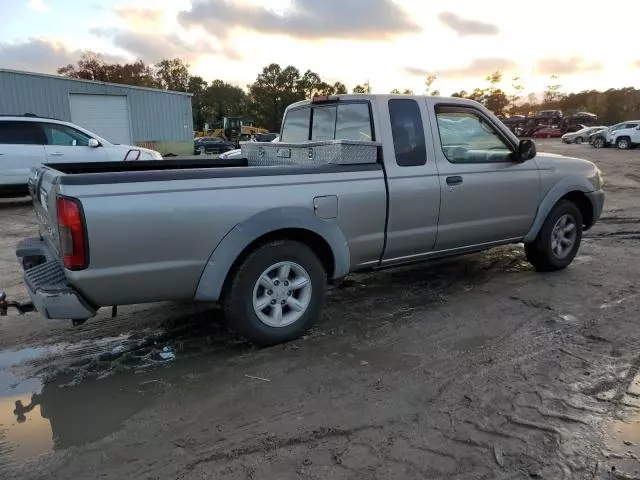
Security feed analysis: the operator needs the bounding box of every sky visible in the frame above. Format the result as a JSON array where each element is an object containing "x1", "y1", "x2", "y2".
[{"x1": 2, "y1": 0, "x2": 640, "y2": 96}]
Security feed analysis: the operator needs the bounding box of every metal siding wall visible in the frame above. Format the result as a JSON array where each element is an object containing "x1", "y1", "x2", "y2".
[{"x1": 0, "y1": 71, "x2": 193, "y2": 142}]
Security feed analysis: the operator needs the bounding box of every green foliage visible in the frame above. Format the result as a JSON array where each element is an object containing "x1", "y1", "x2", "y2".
[{"x1": 352, "y1": 81, "x2": 372, "y2": 94}]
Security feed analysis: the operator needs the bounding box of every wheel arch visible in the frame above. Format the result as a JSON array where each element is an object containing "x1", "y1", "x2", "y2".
[
  {"x1": 524, "y1": 177, "x2": 597, "y2": 243},
  {"x1": 194, "y1": 207, "x2": 350, "y2": 302}
]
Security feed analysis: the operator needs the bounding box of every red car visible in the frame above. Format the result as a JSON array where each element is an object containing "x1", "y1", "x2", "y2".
[{"x1": 533, "y1": 127, "x2": 563, "y2": 138}]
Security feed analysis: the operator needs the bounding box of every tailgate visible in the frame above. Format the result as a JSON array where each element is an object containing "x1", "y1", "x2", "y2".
[{"x1": 28, "y1": 166, "x2": 61, "y2": 257}]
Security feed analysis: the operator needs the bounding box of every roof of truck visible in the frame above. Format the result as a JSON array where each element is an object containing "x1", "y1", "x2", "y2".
[{"x1": 287, "y1": 94, "x2": 483, "y2": 110}]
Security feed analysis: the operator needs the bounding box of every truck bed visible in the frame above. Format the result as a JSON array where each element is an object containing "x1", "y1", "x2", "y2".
[{"x1": 42, "y1": 159, "x2": 381, "y2": 186}]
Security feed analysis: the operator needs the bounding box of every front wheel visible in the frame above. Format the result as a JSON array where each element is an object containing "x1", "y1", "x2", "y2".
[
  {"x1": 616, "y1": 137, "x2": 631, "y2": 150},
  {"x1": 574, "y1": 137, "x2": 583, "y2": 144},
  {"x1": 525, "y1": 200, "x2": 583, "y2": 272},
  {"x1": 592, "y1": 137, "x2": 605, "y2": 149},
  {"x1": 222, "y1": 240, "x2": 327, "y2": 346}
]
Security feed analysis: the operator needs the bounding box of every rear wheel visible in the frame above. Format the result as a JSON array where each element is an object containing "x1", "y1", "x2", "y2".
[
  {"x1": 525, "y1": 200, "x2": 583, "y2": 272},
  {"x1": 222, "y1": 240, "x2": 327, "y2": 346},
  {"x1": 592, "y1": 136, "x2": 605, "y2": 148},
  {"x1": 616, "y1": 137, "x2": 631, "y2": 150}
]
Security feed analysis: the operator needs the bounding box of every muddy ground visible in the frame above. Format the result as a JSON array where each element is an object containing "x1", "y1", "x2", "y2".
[{"x1": 1, "y1": 140, "x2": 640, "y2": 479}]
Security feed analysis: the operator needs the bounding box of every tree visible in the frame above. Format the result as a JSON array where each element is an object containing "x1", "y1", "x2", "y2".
[
  {"x1": 58, "y1": 52, "x2": 156, "y2": 87},
  {"x1": 353, "y1": 81, "x2": 371, "y2": 94},
  {"x1": 247, "y1": 63, "x2": 305, "y2": 131},
  {"x1": 332, "y1": 82, "x2": 348, "y2": 94},
  {"x1": 188, "y1": 76, "x2": 209, "y2": 131},
  {"x1": 390, "y1": 88, "x2": 414, "y2": 95},
  {"x1": 543, "y1": 75, "x2": 564, "y2": 104},
  {"x1": 425, "y1": 73, "x2": 439, "y2": 96},
  {"x1": 482, "y1": 71, "x2": 509, "y2": 116},
  {"x1": 205, "y1": 80, "x2": 247, "y2": 125},
  {"x1": 155, "y1": 58, "x2": 190, "y2": 92}
]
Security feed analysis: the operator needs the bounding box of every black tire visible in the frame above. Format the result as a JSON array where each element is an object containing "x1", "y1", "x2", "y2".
[
  {"x1": 592, "y1": 136, "x2": 605, "y2": 148},
  {"x1": 222, "y1": 240, "x2": 327, "y2": 346},
  {"x1": 574, "y1": 137, "x2": 583, "y2": 144},
  {"x1": 616, "y1": 137, "x2": 631, "y2": 150},
  {"x1": 525, "y1": 200, "x2": 583, "y2": 272}
]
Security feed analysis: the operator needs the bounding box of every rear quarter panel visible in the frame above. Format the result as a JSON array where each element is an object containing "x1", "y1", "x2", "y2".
[{"x1": 61, "y1": 168, "x2": 386, "y2": 306}]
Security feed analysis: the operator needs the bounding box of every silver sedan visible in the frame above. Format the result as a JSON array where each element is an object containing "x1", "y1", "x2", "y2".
[{"x1": 562, "y1": 126, "x2": 608, "y2": 144}]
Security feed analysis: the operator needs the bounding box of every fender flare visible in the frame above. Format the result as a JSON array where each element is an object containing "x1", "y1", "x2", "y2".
[
  {"x1": 194, "y1": 207, "x2": 350, "y2": 301},
  {"x1": 523, "y1": 175, "x2": 595, "y2": 243}
]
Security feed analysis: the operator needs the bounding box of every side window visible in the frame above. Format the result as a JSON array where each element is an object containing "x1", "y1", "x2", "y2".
[
  {"x1": 435, "y1": 107, "x2": 513, "y2": 163},
  {"x1": 0, "y1": 121, "x2": 45, "y2": 145},
  {"x1": 336, "y1": 103, "x2": 372, "y2": 141},
  {"x1": 311, "y1": 106, "x2": 337, "y2": 141},
  {"x1": 388, "y1": 99, "x2": 427, "y2": 167},
  {"x1": 281, "y1": 108, "x2": 311, "y2": 142},
  {"x1": 42, "y1": 124, "x2": 92, "y2": 147}
]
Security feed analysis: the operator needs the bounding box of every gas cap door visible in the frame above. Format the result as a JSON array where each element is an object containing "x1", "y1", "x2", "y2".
[{"x1": 313, "y1": 196, "x2": 338, "y2": 219}]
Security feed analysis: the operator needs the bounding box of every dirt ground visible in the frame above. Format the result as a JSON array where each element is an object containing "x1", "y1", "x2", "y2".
[{"x1": 1, "y1": 140, "x2": 640, "y2": 479}]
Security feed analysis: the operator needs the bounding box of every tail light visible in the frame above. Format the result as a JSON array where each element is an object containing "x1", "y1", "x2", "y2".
[{"x1": 56, "y1": 196, "x2": 88, "y2": 270}]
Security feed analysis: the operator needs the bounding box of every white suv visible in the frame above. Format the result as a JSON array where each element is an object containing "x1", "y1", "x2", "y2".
[
  {"x1": 605, "y1": 120, "x2": 640, "y2": 149},
  {"x1": 0, "y1": 115, "x2": 162, "y2": 196}
]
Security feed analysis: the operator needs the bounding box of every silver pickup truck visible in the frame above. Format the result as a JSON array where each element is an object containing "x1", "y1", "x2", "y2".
[{"x1": 14, "y1": 95, "x2": 604, "y2": 345}]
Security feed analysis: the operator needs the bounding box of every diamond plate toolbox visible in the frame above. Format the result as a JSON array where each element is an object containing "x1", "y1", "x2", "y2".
[{"x1": 240, "y1": 140, "x2": 380, "y2": 167}]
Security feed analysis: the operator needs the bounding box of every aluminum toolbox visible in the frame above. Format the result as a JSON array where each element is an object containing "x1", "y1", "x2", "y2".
[{"x1": 240, "y1": 140, "x2": 380, "y2": 167}]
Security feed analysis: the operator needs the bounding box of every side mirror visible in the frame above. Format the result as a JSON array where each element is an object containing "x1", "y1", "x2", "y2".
[
  {"x1": 515, "y1": 139, "x2": 536, "y2": 162},
  {"x1": 88, "y1": 138, "x2": 100, "y2": 148}
]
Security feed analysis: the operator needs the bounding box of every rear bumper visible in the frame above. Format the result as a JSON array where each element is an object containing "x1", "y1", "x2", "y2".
[{"x1": 16, "y1": 238, "x2": 96, "y2": 320}]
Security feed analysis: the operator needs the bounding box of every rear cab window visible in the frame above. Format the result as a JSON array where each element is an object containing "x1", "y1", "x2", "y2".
[
  {"x1": 280, "y1": 102, "x2": 373, "y2": 143},
  {"x1": 388, "y1": 99, "x2": 427, "y2": 167},
  {"x1": 0, "y1": 121, "x2": 46, "y2": 145}
]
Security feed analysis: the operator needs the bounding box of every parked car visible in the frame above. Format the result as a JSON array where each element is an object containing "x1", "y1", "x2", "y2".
[
  {"x1": 591, "y1": 121, "x2": 640, "y2": 149},
  {"x1": 0, "y1": 115, "x2": 162, "y2": 197},
  {"x1": 533, "y1": 126, "x2": 563, "y2": 138},
  {"x1": 562, "y1": 126, "x2": 607, "y2": 144},
  {"x1": 14, "y1": 95, "x2": 604, "y2": 346},
  {"x1": 606, "y1": 121, "x2": 640, "y2": 149},
  {"x1": 193, "y1": 136, "x2": 237, "y2": 155}
]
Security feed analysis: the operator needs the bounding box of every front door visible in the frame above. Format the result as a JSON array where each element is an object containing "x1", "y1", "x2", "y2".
[
  {"x1": 41, "y1": 122, "x2": 109, "y2": 163},
  {"x1": 429, "y1": 103, "x2": 541, "y2": 252}
]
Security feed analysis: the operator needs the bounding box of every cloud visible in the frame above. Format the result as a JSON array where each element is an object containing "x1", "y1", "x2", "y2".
[
  {"x1": 0, "y1": 38, "x2": 123, "y2": 74},
  {"x1": 26, "y1": 0, "x2": 50, "y2": 13},
  {"x1": 438, "y1": 12, "x2": 499, "y2": 37},
  {"x1": 536, "y1": 57, "x2": 602, "y2": 75},
  {"x1": 114, "y1": 6, "x2": 165, "y2": 30},
  {"x1": 90, "y1": 28, "x2": 239, "y2": 63},
  {"x1": 405, "y1": 58, "x2": 516, "y2": 79},
  {"x1": 178, "y1": 0, "x2": 420, "y2": 40}
]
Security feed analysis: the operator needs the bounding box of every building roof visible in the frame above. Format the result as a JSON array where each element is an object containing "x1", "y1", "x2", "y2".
[{"x1": 0, "y1": 68, "x2": 193, "y2": 97}]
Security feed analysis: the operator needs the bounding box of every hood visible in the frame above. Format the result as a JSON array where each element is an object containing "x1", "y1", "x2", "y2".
[
  {"x1": 110, "y1": 144, "x2": 163, "y2": 160},
  {"x1": 534, "y1": 152, "x2": 598, "y2": 175}
]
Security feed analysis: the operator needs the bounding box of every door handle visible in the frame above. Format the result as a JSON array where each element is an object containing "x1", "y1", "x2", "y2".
[
  {"x1": 446, "y1": 176, "x2": 463, "y2": 186},
  {"x1": 49, "y1": 152, "x2": 64, "y2": 156}
]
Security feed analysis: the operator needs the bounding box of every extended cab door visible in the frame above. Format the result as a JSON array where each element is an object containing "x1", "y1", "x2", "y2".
[
  {"x1": 0, "y1": 121, "x2": 47, "y2": 186},
  {"x1": 429, "y1": 102, "x2": 540, "y2": 251},
  {"x1": 380, "y1": 98, "x2": 441, "y2": 264},
  {"x1": 41, "y1": 122, "x2": 109, "y2": 163}
]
